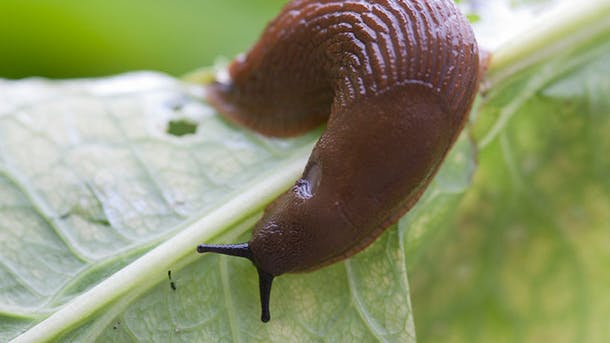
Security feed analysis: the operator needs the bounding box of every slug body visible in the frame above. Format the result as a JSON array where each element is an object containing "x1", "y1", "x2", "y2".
[{"x1": 199, "y1": 0, "x2": 481, "y2": 322}]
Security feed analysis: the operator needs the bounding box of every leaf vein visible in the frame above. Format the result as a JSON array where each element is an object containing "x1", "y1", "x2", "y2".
[{"x1": 344, "y1": 260, "x2": 389, "y2": 343}]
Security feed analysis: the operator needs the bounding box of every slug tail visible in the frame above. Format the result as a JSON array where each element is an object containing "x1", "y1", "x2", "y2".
[{"x1": 197, "y1": 242, "x2": 275, "y2": 323}]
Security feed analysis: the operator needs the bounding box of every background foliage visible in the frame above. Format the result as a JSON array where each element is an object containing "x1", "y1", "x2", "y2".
[{"x1": 0, "y1": 0, "x2": 285, "y2": 79}]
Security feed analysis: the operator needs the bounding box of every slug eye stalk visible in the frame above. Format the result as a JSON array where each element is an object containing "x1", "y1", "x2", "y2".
[{"x1": 197, "y1": 243, "x2": 275, "y2": 322}]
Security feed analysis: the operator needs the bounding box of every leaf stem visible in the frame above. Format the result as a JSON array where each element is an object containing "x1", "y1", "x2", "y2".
[{"x1": 485, "y1": 0, "x2": 610, "y2": 90}]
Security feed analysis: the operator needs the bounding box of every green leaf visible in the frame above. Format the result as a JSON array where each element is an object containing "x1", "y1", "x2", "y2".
[
  {"x1": 0, "y1": 73, "x2": 317, "y2": 341},
  {"x1": 2, "y1": 70, "x2": 473, "y2": 341},
  {"x1": 411, "y1": 51, "x2": 610, "y2": 343},
  {"x1": 410, "y1": 1, "x2": 610, "y2": 342},
  {"x1": 1, "y1": 67, "x2": 477, "y2": 341}
]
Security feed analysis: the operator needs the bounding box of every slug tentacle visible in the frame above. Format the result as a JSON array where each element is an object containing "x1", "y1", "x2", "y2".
[
  {"x1": 197, "y1": 243, "x2": 275, "y2": 322},
  {"x1": 200, "y1": 0, "x2": 481, "y2": 322},
  {"x1": 196, "y1": 243, "x2": 253, "y2": 259},
  {"x1": 257, "y1": 268, "x2": 274, "y2": 323}
]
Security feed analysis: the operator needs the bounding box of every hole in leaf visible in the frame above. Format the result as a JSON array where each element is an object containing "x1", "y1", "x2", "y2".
[{"x1": 167, "y1": 119, "x2": 198, "y2": 137}]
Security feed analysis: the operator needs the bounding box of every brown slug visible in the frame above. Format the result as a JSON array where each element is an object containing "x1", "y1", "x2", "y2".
[{"x1": 198, "y1": 0, "x2": 481, "y2": 322}]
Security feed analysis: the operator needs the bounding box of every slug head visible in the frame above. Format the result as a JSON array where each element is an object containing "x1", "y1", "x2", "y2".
[{"x1": 195, "y1": 174, "x2": 330, "y2": 323}]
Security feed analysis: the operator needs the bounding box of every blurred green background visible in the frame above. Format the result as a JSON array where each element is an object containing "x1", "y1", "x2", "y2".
[{"x1": 0, "y1": 0, "x2": 286, "y2": 79}]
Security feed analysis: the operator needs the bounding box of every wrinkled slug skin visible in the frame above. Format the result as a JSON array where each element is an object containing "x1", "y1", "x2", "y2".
[{"x1": 206, "y1": 0, "x2": 480, "y2": 276}]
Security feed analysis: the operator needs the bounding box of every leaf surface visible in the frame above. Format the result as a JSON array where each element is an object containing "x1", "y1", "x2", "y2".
[
  {"x1": 410, "y1": 1, "x2": 610, "y2": 341},
  {"x1": 1, "y1": 70, "x2": 476, "y2": 342}
]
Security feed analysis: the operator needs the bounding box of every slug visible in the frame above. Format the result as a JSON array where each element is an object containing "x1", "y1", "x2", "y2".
[{"x1": 198, "y1": 0, "x2": 481, "y2": 322}]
